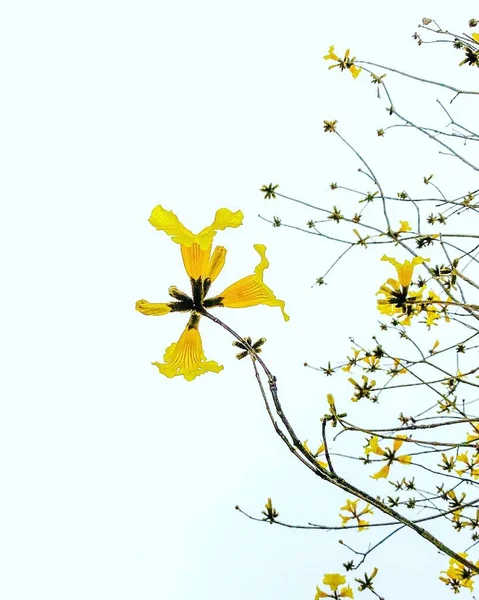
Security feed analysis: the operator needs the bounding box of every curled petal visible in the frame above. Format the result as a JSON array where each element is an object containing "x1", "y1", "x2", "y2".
[
  {"x1": 148, "y1": 205, "x2": 195, "y2": 246},
  {"x1": 153, "y1": 324, "x2": 223, "y2": 381},
  {"x1": 215, "y1": 244, "x2": 290, "y2": 321},
  {"x1": 197, "y1": 208, "x2": 244, "y2": 247},
  {"x1": 136, "y1": 299, "x2": 172, "y2": 316}
]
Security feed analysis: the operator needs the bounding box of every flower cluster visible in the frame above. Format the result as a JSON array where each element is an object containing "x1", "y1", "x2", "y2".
[
  {"x1": 323, "y1": 46, "x2": 362, "y2": 79},
  {"x1": 364, "y1": 436, "x2": 412, "y2": 479},
  {"x1": 136, "y1": 206, "x2": 289, "y2": 380},
  {"x1": 339, "y1": 499, "x2": 373, "y2": 531},
  {"x1": 376, "y1": 255, "x2": 447, "y2": 326},
  {"x1": 440, "y1": 554, "x2": 479, "y2": 593}
]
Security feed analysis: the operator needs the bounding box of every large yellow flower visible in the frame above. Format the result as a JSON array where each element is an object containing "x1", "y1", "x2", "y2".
[{"x1": 136, "y1": 205, "x2": 289, "y2": 380}]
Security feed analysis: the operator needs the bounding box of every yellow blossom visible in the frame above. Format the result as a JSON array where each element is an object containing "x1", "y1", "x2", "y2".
[
  {"x1": 303, "y1": 440, "x2": 328, "y2": 468},
  {"x1": 342, "y1": 348, "x2": 361, "y2": 372},
  {"x1": 456, "y1": 452, "x2": 479, "y2": 479},
  {"x1": 316, "y1": 574, "x2": 354, "y2": 599},
  {"x1": 381, "y1": 255, "x2": 428, "y2": 288},
  {"x1": 323, "y1": 45, "x2": 362, "y2": 79},
  {"x1": 340, "y1": 498, "x2": 373, "y2": 531},
  {"x1": 136, "y1": 205, "x2": 288, "y2": 380},
  {"x1": 376, "y1": 255, "x2": 429, "y2": 324},
  {"x1": 397, "y1": 220, "x2": 412, "y2": 233},
  {"x1": 365, "y1": 436, "x2": 411, "y2": 480},
  {"x1": 440, "y1": 553, "x2": 479, "y2": 593}
]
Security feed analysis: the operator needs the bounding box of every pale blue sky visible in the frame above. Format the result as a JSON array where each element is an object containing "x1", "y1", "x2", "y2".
[{"x1": 1, "y1": 1, "x2": 478, "y2": 599}]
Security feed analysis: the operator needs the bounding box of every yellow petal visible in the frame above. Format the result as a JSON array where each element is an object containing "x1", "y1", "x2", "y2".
[
  {"x1": 323, "y1": 573, "x2": 346, "y2": 591},
  {"x1": 365, "y1": 436, "x2": 385, "y2": 456},
  {"x1": 340, "y1": 586, "x2": 354, "y2": 598},
  {"x1": 148, "y1": 205, "x2": 195, "y2": 246},
  {"x1": 323, "y1": 45, "x2": 339, "y2": 61},
  {"x1": 153, "y1": 324, "x2": 223, "y2": 381},
  {"x1": 136, "y1": 299, "x2": 172, "y2": 316},
  {"x1": 349, "y1": 65, "x2": 361, "y2": 79},
  {"x1": 204, "y1": 246, "x2": 227, "y2": 283},
  {"x1": 472, "y1": 33, "x2": 479, "y2": 43},
  {"x1": 181, "y1": 242, "x2": 212, "y2": 281},
  {"x1": 198, "y1": 207, "x2": 244, "y2": 236},
  {"x1": 315, "y1": 587, "x2": 328, "y2": 599},
  {"x1": 216, "y1": 244, "x2": 290, "y2": 321},
  {"x1": 381, "y1": 255, "x2": 428, "y2": 287},
  {"x1": 371, "y1": 464, "x2": 390, "y2": 479},
  {"x1": 393, "y1": 437, "x2": 405, "y2": 452}
]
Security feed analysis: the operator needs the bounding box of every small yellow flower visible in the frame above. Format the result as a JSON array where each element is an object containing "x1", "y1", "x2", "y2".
[
  {"x1": 365, "y1": 436, "x2": 411, "y2": 480},
  {"x1": 340, "y1": 498, "x2": 373, "y2": 531},
  {"x1": 440, "y1": 553, "x2": 479, "y2": 594},
  {"x1": 456, "y1": 452, "x2": 479, "y2": 479},
  {"x1": 376, "y1": 255, "x2": 429, "y2": 325},
  {"x1": 316, "y1": 574, "x2": 354, "y2": 599},
  {"x1": 136, "y1": 205, "x2": 288, "y2": 380},
  {"x1": 323, "y1": 46, "x2": 362, "y2": 79},
  {"x1": 303, "y1": 440, "x2": 328, "y2": 468},
  {"x1": 397, "y1": 220, "x2": 412, "y2": 233},
  {"x1": 342, "y1": 348, "x2": 361, "y2": 372}
]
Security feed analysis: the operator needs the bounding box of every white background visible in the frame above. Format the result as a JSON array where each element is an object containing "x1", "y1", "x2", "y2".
[{"x1": 1, "y1": 1, "x2": 479, "y2": 598}]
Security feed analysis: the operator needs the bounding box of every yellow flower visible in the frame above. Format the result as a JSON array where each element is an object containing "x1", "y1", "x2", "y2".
[
  {"x1": 339, "y1": 498, "x2": 373, "y2": 531},
  {"x1": 323, "y1": 45, "x2": 339, "y2": 62},
  {"x1": 303, "y1": 440, "x2": 328, "y2": 468},
  {"x1": 342, "y1": 348, "x2": 361, "y2": 372},
  {"x1": 397, "y1": 220, "x2": 412, "y2": 233},
  {"x1": 153, "y1": 316, "x2": 224, "y2": 381},
  {"x1": 365, "y1": 436, "x2": 411, "y2": 480},
  {"x1": 316, "y1": 574, "x2": 354, "y2": 599},
  {"x1": 376, "y1": 255, "x2": 429, "y2": 325},
  {"x1": 472, "y1": 33, "x2": 479, "y2": 43},
  {"x1": 381, "y1": 255, "x2": 427, "y2": 288},
  {"x1": 136, "y1": 205, "x2": 288, "y2": 380},
  {"x1": 456, "y1": 452, "x2": 479, "y2": 480},
  {"x1": 440, "y1": 553, "x2": 479, "y2": 593},
  {"x1": 323, "y1": 46, "x2": 362, "y2": 79},
  {"x1": 214, "y1": 244, "x2": 289, "y2": 321}
]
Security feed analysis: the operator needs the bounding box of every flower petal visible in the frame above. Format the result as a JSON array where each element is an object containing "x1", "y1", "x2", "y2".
[
  {"x1": 153, "y1": 323, "x2": 223, "y2": 381},
  {"x1": 192, "y1": 208, "x2": 244, "y2": 252},
  {"x1": 371, "y1": 464, "x2": 390, "y2": 480},
  {"x1": 323, "y1": 574, "x2": 346, "y2": 592},
  {"x1": 136, "y1": 299, "x2": 172, "y2": 316},
  {"x1": 215, "y1": 244, "x2": 290, "y2": 321},
  {"x1": 181, "y1": 242, "x2": 212, "y2": 281},
  {"x1": 204, "y1": 246, "x2": 227, "y2": 283},
  {"x1": 381, "y1": 255, "x2": 428, "y2": 288},
  {"x1": 148, "y1": 205, "x2": 195, "y2": 246}
]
